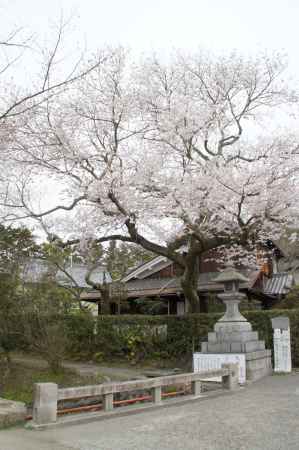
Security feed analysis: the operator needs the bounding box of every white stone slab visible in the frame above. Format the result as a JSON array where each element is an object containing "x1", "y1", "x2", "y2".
[
  {"x1": 273, "y1": 328, "x2": 292, "y2": 373},
  {"x1": 193, "y1": 353, "x2": 246, "y2": 384}
]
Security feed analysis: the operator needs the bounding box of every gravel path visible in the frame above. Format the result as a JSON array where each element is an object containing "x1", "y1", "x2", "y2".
[
  {"x1": 2, "y1": 373, "x2": 299, "y2": 450},
  {"x1": 12, "y1": 355, "x2": 148, "y2": 381}
]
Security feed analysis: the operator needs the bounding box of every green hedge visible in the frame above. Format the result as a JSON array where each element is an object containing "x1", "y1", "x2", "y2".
[{"x1": 65, "y1": 309, "x2": 299, "y2": 367}]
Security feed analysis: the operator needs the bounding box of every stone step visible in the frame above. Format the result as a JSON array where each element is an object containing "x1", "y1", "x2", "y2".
[
  {"x1": 214, "y1": 321, "x2": 252, "y2": 333},
  {"x1": 202, "y1": 340, "x2": 265, "y2": 353},
  {"x1": 208, "y1": 331, "x2": 259, "y2": 343}
]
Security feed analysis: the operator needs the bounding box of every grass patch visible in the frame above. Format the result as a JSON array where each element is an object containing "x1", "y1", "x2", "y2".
[{"x1": 2, "y1": 363, "x2": 104, "y2": 405}]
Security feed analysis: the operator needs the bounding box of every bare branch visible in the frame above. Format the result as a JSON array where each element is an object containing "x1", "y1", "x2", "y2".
[{"x1": 0, "y1": 55, "x2": 106, "y2": 120}]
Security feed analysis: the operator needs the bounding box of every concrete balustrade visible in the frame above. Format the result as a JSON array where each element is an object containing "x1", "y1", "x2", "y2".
[
  {"x1": 222, "y1": 363, "x2": 239, "y2": 390},
  {"x1": 103, "y1": 392, "x2": 114, "y2": 412},
  {"x1": 30, "y1": 364, "x2": 239, "y2": 427},
  {"x1": 32, "y1": 383, "x2": 58, "y2": 425},
  {"x1": 191, "y1": 380, "x2": 202, "y2": 396},
  {"x1": 152, "y1": 386, "x2": 162, "y2": 404}
]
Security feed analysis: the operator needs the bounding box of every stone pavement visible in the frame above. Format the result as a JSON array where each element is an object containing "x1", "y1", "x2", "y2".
[{"x1": 2, "y1": 373, "x2": 299, "y2": 450}]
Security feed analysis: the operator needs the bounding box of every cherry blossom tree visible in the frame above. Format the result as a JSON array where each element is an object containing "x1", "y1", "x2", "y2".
[{"x1": 1, "y1": 48, "x2": 299, "y2": 311}]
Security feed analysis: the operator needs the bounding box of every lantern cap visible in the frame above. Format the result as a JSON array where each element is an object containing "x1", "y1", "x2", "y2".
[{"x1": 213, "y1": 266, "x2": 249, "y2": 284}]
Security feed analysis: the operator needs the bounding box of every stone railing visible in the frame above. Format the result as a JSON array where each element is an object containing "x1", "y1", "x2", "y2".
[{"x1": 31, "y1": 363, "x2": 238, "y2": 427}]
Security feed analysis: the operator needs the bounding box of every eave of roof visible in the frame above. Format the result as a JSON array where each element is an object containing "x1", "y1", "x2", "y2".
[
  {"x1": 263, "y1": 272, "x2": 294, "y2": 295},
  {"x1": 121, "y1": 255, "x2": 169, "y2": 282},
  {"x1": 124, "y1": 272, "x2": 252, "y2": 298},
  {"x1": 121, "y1": 246, "x2": 189, "y2": 283}
]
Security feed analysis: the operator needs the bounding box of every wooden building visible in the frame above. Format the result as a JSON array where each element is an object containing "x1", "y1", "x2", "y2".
[
  {"x1": 121, "y1": 244, "x2": 294, "y2": 314},
  {"x1": 81, "y1": 242, "x2": 295, "y2": 315}
]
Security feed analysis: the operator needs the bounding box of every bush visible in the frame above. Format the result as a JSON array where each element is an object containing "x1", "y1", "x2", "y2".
[
  {"x1": 65, "y1": 312, "x2": 96, "y2": 359},
  {"x1": 276, "y1": 286, "x2": 299, "y2": 309},
  {"x1": 87, "y1": 314, "x2": 220, "y2": 363},
  {"x1": 95, "y1": 316, "x2": 168, "y2": 363}
]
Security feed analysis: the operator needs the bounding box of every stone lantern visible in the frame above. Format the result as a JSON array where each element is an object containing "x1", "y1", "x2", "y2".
[
  {"x1": 195, "y1": 266, "x2": 272, "y2": 383},
  {"x1": 212, "y1": 267, "x2": 250, "y2": 330}
]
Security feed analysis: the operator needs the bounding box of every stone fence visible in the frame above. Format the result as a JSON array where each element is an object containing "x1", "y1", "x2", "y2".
[{"x1": 31, "y1": 363, "x2": 238, "y2": 428}]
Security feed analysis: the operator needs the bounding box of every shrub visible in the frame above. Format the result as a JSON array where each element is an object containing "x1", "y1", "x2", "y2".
[
  {"x1": 276, "y1": 286, "x2": 299, "y2": 309},
  {"x1": 65, "y1": 312, "x2": 95, "y2": 358}
]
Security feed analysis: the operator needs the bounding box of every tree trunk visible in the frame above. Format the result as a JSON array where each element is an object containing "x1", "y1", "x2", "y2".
[
  {"x1": 97, "y1": 285, "x2": 111, "y2": 315},
  {"x1": 0, "y1": 352, "x2": 11, "y2": 395},
  {"x1": 47, "y1": 357, "x2": 63, "y2": 374},
  {"x1": 181, "y1": 243, "x2": 201, "y2": 313}
]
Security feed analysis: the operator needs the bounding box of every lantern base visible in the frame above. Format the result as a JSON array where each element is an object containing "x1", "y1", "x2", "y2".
[
  {"x1": 194, "y1": 349, "x2": 272, "y2": 383},
  {"x1": 245, "y1": 349, "x2": 272, "y2": 382}
]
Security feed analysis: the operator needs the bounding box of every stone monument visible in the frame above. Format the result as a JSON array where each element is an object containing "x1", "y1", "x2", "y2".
[
  {"x1": 193, "y1": 267, "x2": 272, "y2": 383},
  {"x1": 271, "y1": 316, "x2": 292, "y2": 373}
]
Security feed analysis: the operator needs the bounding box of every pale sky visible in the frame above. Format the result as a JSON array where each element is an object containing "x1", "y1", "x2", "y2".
[{"x1": 1, "y1": 0, "x2": 299, "y2": 75}]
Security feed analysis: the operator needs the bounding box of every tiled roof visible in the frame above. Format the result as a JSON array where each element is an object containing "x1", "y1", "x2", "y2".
[
  {"x1": 263, "y1": 272, "x2": 294, "y2": 296},
  {"x1": 81, "y1": 270, "x2": 294, "y2": 301},
  {"x1": 56, "y1": 265, "x2": 112, "y2": 288},
  {"x1": 125, "y1": 272, "x2": 251, "y2": 297},
  {"x1": 125, "y1": 270, "x2": 291, "y2": 298},
  {"x1": 21, "y1": 259, "x2": 111, "y2": 288},
  {"x1": 21, "y1": 259, "x2": 48, "y2": 283}
]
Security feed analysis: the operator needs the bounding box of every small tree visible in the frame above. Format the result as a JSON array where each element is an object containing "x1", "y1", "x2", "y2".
[
  {"x1": 23, "y1": 279, "x2": 71, "y2": 373},
  {"x1": 40, "y1": 239, "x2": 86, "y2": 310},
  {"x1": 0, "y1": 273, "x2": 21, "y2": 393},
  {"x1": 0, "y1": 225, "x2": 39, "y2": 389},
  {"x1": 0, "y1": 225, "x2": 38, "y2": 355}
]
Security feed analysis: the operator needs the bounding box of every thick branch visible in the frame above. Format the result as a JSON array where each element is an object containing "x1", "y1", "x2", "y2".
[
  {"x1": 125, "y1": 218, "x2": 185, "y2": 266},
  {"x1": 14, "y1": 195, "x2": 87, "y2": 220}
]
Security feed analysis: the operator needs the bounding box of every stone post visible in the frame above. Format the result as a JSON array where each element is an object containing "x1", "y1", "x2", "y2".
[
  {"x1": 103, "y1": 392, "x2": 114, "y2": 411},
  {"x1": 222, "y1": 363, "x2": 239, "y2": 390},
  {"x1": 191, "y1": 380, "x2": 202, "y2": 396},
  {"x1": 32, "y1": 383, "x2": 58, "y2": 425},
  {"x1": 152, "y1": 386, "x2": 162, "y2": 404},
  {"x1": 271, "y1": 316, "x2": 292, "y2": 373}
]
